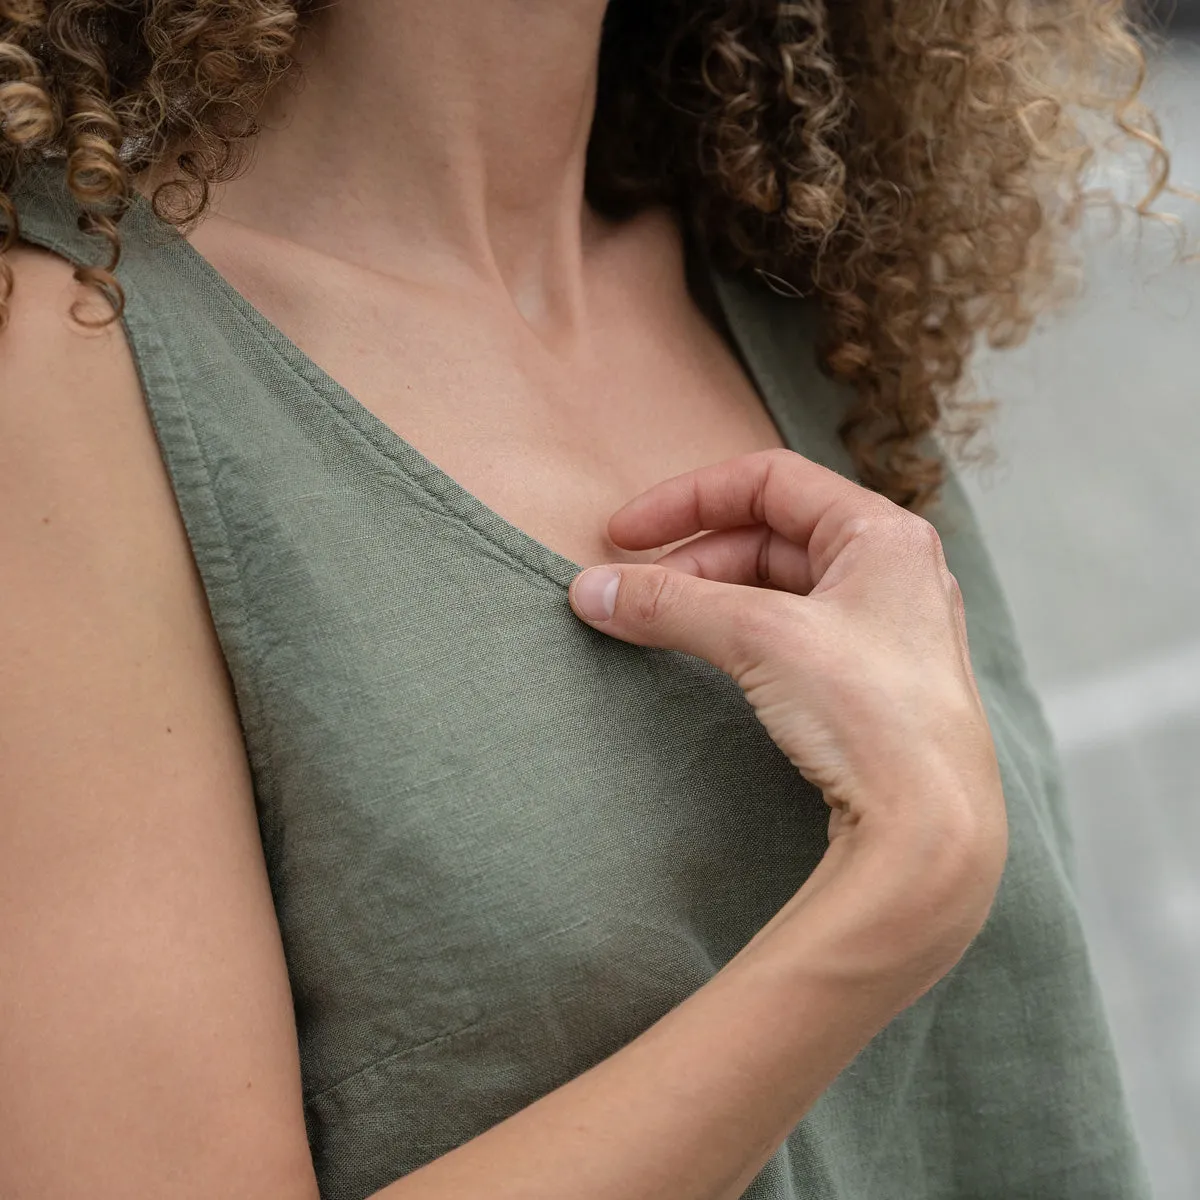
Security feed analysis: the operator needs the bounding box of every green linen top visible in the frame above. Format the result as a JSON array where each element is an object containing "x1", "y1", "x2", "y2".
[{"x1": 10, "y1": 162, "x2": 1152, "y2": 1200}]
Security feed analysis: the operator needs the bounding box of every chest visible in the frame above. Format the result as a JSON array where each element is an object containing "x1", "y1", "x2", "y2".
[
  {"x1": 343, "y1": 331, "x2": 789, "y2": 569},
  {"x1": 192, "y1": 224, "x2": 790, "y2": 571}
]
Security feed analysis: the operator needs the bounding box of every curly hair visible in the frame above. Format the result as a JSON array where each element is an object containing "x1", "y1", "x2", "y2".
[{"x1": 0, "y1": 0, "x2": 1170, "y2": 511}]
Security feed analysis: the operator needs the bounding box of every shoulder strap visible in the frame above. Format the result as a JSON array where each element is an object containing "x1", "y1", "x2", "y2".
[{"x1": 7, "y1": 159, "x2": 177, "y2": 270}]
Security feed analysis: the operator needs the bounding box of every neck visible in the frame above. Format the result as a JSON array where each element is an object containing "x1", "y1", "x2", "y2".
[{"x1": 208, "y1": 0, "x2": 614, "y2": 331}]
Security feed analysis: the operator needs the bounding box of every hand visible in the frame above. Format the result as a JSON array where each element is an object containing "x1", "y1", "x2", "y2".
[{"x1": 568, "y1": 449, "x2": 1007, "y2": 990}]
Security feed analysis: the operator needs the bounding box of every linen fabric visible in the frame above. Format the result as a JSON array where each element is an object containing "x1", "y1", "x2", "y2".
[{"x1": 10, "y1": 163, "x2": 1152, "y2": 1200}]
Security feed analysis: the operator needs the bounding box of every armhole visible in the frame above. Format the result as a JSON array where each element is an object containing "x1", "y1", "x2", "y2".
[{"x1": 5, "y1": 184, "x2": 283, "y2": 853}]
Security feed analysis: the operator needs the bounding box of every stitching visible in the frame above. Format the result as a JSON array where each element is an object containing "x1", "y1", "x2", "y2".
[
  {"x1": 9, "y1": 204, "x2": 284, "y2": 819},
  {"x1": 183, "y1": 272, "x2": 575, "y2": 594},
  {"x1": 303, "y1": 1012, "x2": 488, "y2": 1106},
  {"x1": 117, "y1": 303, "x2": 287, "y2": 838}
]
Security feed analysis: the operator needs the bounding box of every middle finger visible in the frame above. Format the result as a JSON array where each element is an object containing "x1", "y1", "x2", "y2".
[{"x1": 652, "y1": 523, "x2": 815, "y2": 595}]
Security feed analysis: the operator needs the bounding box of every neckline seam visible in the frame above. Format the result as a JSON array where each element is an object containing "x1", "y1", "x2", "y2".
[
  {"x1": 155, "y1": 223, "x2": 799, "y2": 593},
  {"x1": 171, "y1": 264, "x2": 584, "y2": 591},
  {"x1": 16, "y1": 165, "x2": 800, "y2": 595}
]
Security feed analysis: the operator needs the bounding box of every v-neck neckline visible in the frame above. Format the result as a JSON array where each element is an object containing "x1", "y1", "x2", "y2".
[{"x1": 119, "y1": 187, "x2": 808, "y2": 593}]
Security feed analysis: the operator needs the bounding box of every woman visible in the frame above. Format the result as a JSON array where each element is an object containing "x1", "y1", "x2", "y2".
[{"x1": 0, "y1": 2, "x2": 1163, "y2": 1198}]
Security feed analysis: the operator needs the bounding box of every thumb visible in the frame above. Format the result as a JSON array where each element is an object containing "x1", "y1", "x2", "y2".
[{"x1": 568, "y1": 563, "x2": 775, "y2": 678}]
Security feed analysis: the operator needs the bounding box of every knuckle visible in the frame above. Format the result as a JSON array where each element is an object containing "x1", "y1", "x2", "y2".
[
  {"x1": 913, "y1": 514, "x2": 944, "y2": 553},
  {"x1": 946, "y1": 576, "x2": 967, "y2": 626},
  {"x1": 764, "y1": 446, "x2": 801, "y2": 468},
  {"x1": 831, "y1": 496, "x2": 895, "y2": 549},
  {"x1": 859, "y1": 489, "x2": 904, "y2": 517},
  {"x1": 628, "y1": 566, "x2": 680, "y2": 626},
  {"x1": 847, "y1": 494, "x2": 901, "y2": 532},
  {"x1": 899, "y1": 513, "x2": 948, "y2": 566}
]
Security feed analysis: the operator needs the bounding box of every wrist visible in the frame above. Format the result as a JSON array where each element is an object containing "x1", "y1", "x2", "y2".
[{"x1": 739, "y1": 814, "x2": 1004, "y2": 1004}]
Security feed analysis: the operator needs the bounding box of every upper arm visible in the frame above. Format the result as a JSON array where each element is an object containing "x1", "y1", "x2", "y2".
[{"x1": 0, "y1": 245, "x2": 320, "y2": 1198}]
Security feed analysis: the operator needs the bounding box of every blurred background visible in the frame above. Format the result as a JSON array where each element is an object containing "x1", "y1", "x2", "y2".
[{"x1": 949, "y1": 13, "x2": 1200, "y2": 1198}]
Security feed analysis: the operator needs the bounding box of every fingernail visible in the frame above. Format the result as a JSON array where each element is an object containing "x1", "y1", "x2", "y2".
[{"x1": 572, "y1": 567, "x2": 620, "y2": 622}]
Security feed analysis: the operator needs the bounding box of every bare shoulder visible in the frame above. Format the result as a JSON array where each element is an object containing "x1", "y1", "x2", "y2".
[
  {"x1": 0, "y1": 238, "x2": 126, "y2": 350},
  {"x1": 0, "y1": 243, "x2": 319, "y2": 1197},
  {"x1": 0, "y1": 242, "x2": 153, "y2": 516},
  {"x1": 0, "y1": 240, "x2": 215, "y2": 733}
]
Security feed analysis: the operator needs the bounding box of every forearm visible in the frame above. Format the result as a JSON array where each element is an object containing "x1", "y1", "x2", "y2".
[{"x1": 369, "y1": 891, "x2": 910, "y2": 1200}]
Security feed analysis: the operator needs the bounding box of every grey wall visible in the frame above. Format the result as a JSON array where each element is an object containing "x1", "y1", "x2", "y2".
[{"x1": 952, "y1": 43, "x2": 1200, "y2": 1200}]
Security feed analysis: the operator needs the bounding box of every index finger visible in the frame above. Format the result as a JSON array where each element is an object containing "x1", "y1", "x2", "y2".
[{"x1": 607, "y1": 448, "x2": 884, "y2": 554}]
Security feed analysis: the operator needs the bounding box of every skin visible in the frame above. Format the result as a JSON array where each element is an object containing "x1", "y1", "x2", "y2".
[
  {"x1": 0, "y1": 2, "x2": 1006, "y2": 1196},
  {"x1": 184, "y1": 0, "x2": 789, "y2": 572},
  {"x1": 0, "y1": 244, "x2": 319, "y2": 1196}
]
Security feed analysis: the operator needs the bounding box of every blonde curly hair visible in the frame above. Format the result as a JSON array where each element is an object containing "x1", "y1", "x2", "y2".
[{"x1": 0, "y1": 0, "x2": 1170, "y2": 511}]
